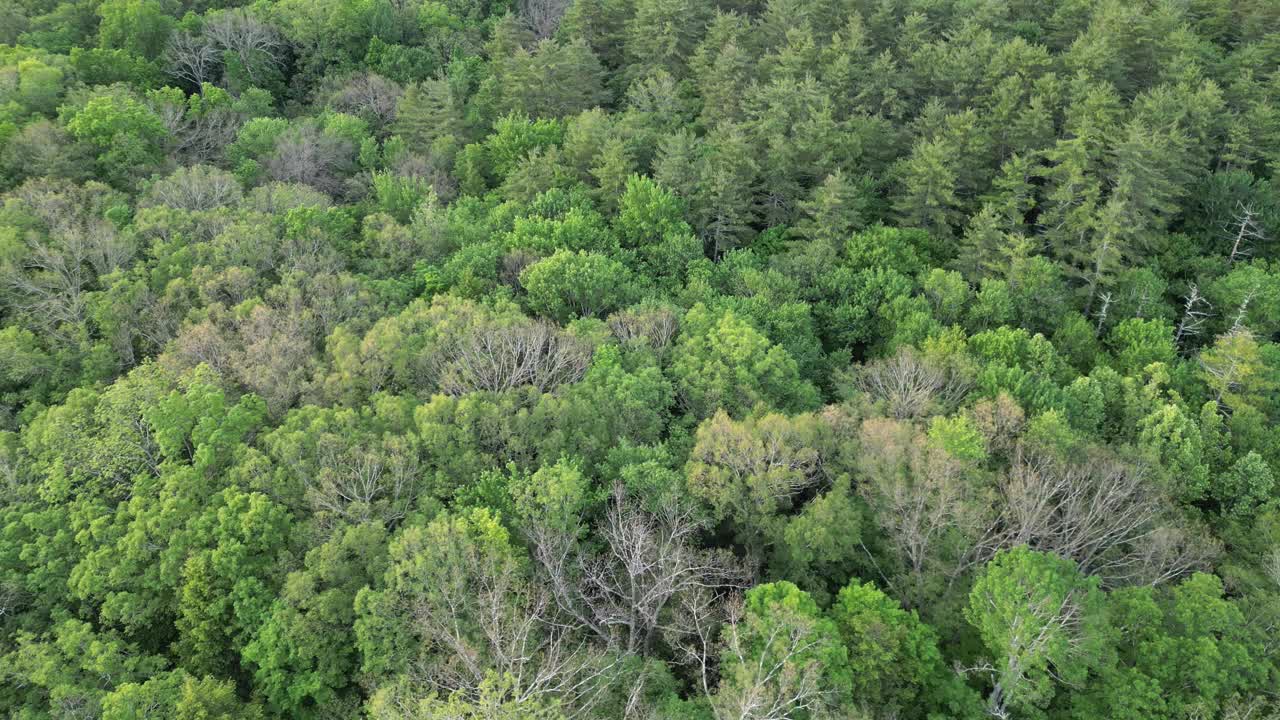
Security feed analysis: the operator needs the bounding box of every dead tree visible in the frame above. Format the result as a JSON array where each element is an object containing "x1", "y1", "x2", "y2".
[
  {"x1": 528, "y1": 483, "x2": 750, "y2": 655},
  {"x1": 266, "y1": 123, "x2": 355, "y2": 197},
  {"x1": 1227, "y1": 202, "x2": 1266, "y2": 265},
  {"x1": 519, "y1": 0, "x2": 571, "y2": 40},
  {"x1": 856, "y1": 418, "x2": 998, "y2": 600},
  {"x1": 855, "y1": 348, "x2": 971, "y2": 420},
  {"x1": 1229, "y1": 289, "x2": 1255, "y2": 333},
  {"x1": 439, "y1": 320, "x2": 592, "y2": 395},
  {"x1": 607, "y1": 306, "x2": 679, "y2": 354},
  {"x1": 329, "y1": 72, "x2": 403, "y2": 132},
  {"x1": 1093, "y1": 292, "x2": 1112, "y2": 335},
  {"x1": 988, "y1": 446, "x2": 1212, "y2": 586},
  {"x1": 141, "y1": 165, "x2": 243, "y2": 211},
  {"x1": 203, "y1": 9, "x2": 285, "y2": 86},
  {"x1": 164, "y1": 30, "x2": 220, "y2": 88},
  {"x1": 0, "y1": 182, "x2": 133, "y2": 341},
  {"x1": 1174, "y1": 284, "x2": 1211, "y2": 349},
  {"x1": 306, "y1": 434, "x2": 418, "y2": 530},
  {"x1": 404, "y1": 542, "x2": 619, "y2": 719}
]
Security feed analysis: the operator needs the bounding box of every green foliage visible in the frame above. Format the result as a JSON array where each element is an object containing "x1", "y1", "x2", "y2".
[
  {"x1": 520, "y1": 249, "x2": 637, "y2": 322},
  {"x1": 4, "y1": 1, "x2": 1280, "y2": 718},
  {"x1": 671, "y1": 305, "x2": 819, "y2": 419},
  {"x1": 967, "y1": 547, "x2": 1108, "y2": 718}
]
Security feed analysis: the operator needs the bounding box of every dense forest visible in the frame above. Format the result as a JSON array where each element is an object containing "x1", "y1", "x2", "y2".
[{"x1": 1, "y1": 0, "x2": 1280, "y2": 717}]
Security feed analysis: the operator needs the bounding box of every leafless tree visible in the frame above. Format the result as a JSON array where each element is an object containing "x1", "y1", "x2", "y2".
[
  {"x1": 528, "y1": 483, "x2": 750, "y2": 655},
  {"x1": 971, "y1": 393, "x2": 1027, "y2": 456},
  {"x1": 0, "y1": 120, "x2": 92, "y2": 183},
  {"x1": 988, "y1": 446, "x2": 1213, "y2": 586},
  {"x1": 164, "y1": 30, "x2": 220, "y2": 88},
  {"x1": 1229, "y1": 288, "x2": 1256, "y2": 333},
  {"x1": 1174, "y1": 284, "x2": 1212, "y2": 349},
  {"x1": 0, "y1": 580, "x2": 28, "y2": 621},
  {"x1": 0, "y1": 182, "x2": 133, "y2": 341},
  {"x1": 608, "y1": 305, "x2": 679, "y2": 354},
  {"x1": 329, "y1": 72, "x2": 404, "y2": 133},
  {"x1": 501, "y1": 249, "x2": 541, "y2": 288},
  {"x1": 266, "y1": 124, "x2": 356, "y2": 197},
  {"x1": 202, "y1": 9, "x2": 285, "y2": 86},
  {"x1": 519, "y1": 0, "x2": 571, "y2": 40},
  {"x1": 306, "y1": 434, "x2": 418, "y2": 530},
  {"x1": 402, "y1": 540, "x2": 619, "y2": 719},
  {"x1": 142, "y1": 165, "x2": 243, "y2": 211},
  {"x1": 439, "y1": 319, "x2": 592, "y2": 395},
  {"x1": 1093, "y1": 291, "x2": 1112, "y2": 335},
  {"x1": 1226, "y1": 202, "x2": 1266, "y2": 265},
  {"x1": 168, "y1": 302, "x2": 320, "y2": 417},
  {"x1": 855, "y1": 348, "x2": 971, "y2": 420}
]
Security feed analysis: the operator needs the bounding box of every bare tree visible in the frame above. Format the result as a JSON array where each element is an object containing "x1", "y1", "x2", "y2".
[
  {"x1": 857, "y1": 418, "x2": 998, "y2": 600},
  {"x1": 306, "y1": 434, "x2": 418, "y2": 530},
  {"x1": 855, "y1": 348, "x2": 971, "y2": 420},
  {"x1": 329, "y1": 72, "x2": 404, "y2": 133},
  {"x1": 439, "y1": 319, "x2": 591, "y2": 395},
  {"x1": 528, "y1": 484, "x2": 750, "y2": 655},
  {"x1": 164, "y1": 30, "x2": 220, "y2": 88},
  {"x1": 501, "y1": 249, "x2": 541, "y2": 288},
  {"x1": 1093, "y1": 291, "x2": 1112, "y2": 335},
  {"x1": 607, "y1": 305, "x2": 679, "y2": 354},
  {"x1": 402, "y1": 537, "x2": 619, "y2": 719},
  {"x1": 988, "y1": 446, "x2": 1213, "y2": 586},
  {"x1": 202, "y1": 9, "x2": 285, "y2": 86},
  {"x1": 1226, "y1": 202, "x2": 1266, "y2": 265},
  {"x1": 1174, "y1": 284, "x2": 1212, "y2": 349},
  {"x1": 519, "y1": 0, "x2": 571, "y2": 40},
  {"x1": 266, "y1": 123, "x2": 356, "y2": 197},
  {"x1": 0, "y1": 182, "x2": 133, "y2": 341},
  {"x1": 1229, "y1": 288, "x2": 1256, "y2": 333},
  {"x1": 142, "y1": 165, "x2": 243, "y2": 211}
]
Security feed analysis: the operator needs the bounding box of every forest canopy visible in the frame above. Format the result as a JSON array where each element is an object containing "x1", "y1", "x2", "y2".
[{"x1": 2, "y1": 0, "x2": 1280, "y2": 718}]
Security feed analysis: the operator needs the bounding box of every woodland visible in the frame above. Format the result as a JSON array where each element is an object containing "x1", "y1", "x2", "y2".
[{"x1": 1, "y1": 0, "x2": 1280, "y2": 718}]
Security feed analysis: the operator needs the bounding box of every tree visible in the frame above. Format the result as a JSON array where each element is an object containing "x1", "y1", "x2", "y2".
[
  {"x1": 242, "y1": 522, "x2": 389, "y2": 715},
  {"x1": 96, "y1": 0, "x2": 173, "y2": 60},
  {"x1": 437, "y1": 317, "x2": 593, "y2": 395},
  {"x1": 394, "y1": 78, "x2": 466, "y2": 149},
  {"x1": 62, "y1": 89, "x2": 168, "y2": 186},
  {"x1": 519, "y1": 250, "x2": 637, "y2": 322},
  {"x1": 829, "y1": 580, "x2": 980, "y2": 719},
  {"x1": 670, "y1": 305, "x2": 819, "y2": 419},
  {"x1": 792, "y1": 171, "x2": 875, "y2": 248},
  {"x1": 355, "y1": 508, "x2": 619, "y2": 718},
  {"x1": 102, "y1": 671, "x2": 264, "y2": 720},
  {"x1": 1199, "y1": 328, "x2": 1275, "y2": 415},
  {"x1": 1076, "y1": 574, "x2": 1273, "y2": 720},
  {"x1": 710, "y1": 582, "x2": 852, "y2": 720},
  {"x1": 525, "y1": 478, "x2": 749, "y2": 655},
  {"x1": 894, "y1": 136, "x2": 962, "y2": 238},
  {"x1": 965, "y1": 547, "x2": 1107, "y2": 719},
  {"x1": 686, "y1": 410, "x2": 827, "y2": 556}
]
